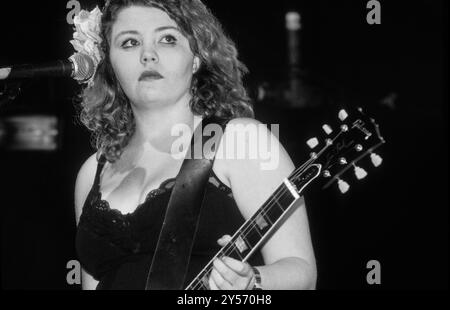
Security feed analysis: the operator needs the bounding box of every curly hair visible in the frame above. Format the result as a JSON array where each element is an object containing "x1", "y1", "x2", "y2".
[{"x1": 78, "y1": 0, "x2": 254, "y2": 163}]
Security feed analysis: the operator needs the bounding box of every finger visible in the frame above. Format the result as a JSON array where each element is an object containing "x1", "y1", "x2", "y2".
[
  {"x1": 222, "y1": 256, "x2": 251, "y2": 276},
  {"x1": 208, "y1": 273, "x2": 219, "y2": 290},
  {"x1": 213, "y1": 258, "x2": 239, "y2": 285},
  {"x1": 217, "y1": 235, "x2": 232, "y2": 247},
  {"x1": 210, "y1": 266, "x2": 232, "y2": 290}
]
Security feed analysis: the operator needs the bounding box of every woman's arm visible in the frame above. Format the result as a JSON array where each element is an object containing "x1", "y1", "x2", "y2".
[
  {"x1": 210, "y1": 118, "x2": 317, "y2": 290},
  {"x1": 80, "y1": 268, "x2": 99, "y2": 290},
  {"x1": 74, "y1": 153, "x2": 100, "y2": 290}
]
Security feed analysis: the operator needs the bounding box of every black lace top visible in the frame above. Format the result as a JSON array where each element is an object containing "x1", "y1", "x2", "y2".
[{"x1": 76, "y1": 154, "x2": 264, "y2": 290}]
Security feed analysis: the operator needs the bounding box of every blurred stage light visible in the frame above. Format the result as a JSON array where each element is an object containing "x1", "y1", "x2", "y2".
[{"x1": 0, "y1": 115, "x2": 59, "y2": 151}]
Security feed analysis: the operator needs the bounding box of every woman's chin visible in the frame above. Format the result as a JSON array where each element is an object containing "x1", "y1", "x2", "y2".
[
  {"x1": 135, "y1": 89, "x2": 161, "y2": 103},
  {"x1": 134, "y1": 94, "x2": 169, "y2": 107}
]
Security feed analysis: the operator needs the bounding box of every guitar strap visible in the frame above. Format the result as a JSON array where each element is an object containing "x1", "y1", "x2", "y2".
[{"x1": 145, "y1": 116, "x2": 228, "y2": 290}]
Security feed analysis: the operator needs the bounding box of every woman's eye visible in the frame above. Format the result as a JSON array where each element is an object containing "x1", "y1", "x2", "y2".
[
  {"x1": 121, "y1": 38, "x2": 139, "y2": 48},
  {"x1": 160, "y1": 35, "x2": 177, "y2": 44}
]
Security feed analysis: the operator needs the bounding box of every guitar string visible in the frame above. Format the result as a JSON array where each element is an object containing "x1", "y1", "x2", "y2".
[
  {"x1": 191, "y1": 124, "x2": 379, "y2": 289},
  {"x1": 189, "y1": 130, "x2": 346, "y2": 289},
  {"x1": 189, "y1": 137, "x2": 340, "y2": 290},
  {"x1": 188, "y1": 157, "x2": 317, "y2": 290},
  {"x1": 188, "y1": 163, "x2": 310, "y2": 290},
  {"x1": 188, "y1": 178, "x2": 299, "y2": 290}
]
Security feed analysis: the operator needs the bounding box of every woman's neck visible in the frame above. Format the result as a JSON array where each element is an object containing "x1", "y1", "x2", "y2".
[{"x1": 128, "y1": 97, "x2": 203, "y2": 156}]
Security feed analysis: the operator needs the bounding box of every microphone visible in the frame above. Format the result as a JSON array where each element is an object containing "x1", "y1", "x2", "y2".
[{"x1": 0, "y1": 53, "x2": 95, "y2": 82}]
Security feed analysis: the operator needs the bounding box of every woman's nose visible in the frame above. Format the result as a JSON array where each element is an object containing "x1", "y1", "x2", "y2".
[{"x1": 141, "y1": 48, "x2": 158, "y2": 65}]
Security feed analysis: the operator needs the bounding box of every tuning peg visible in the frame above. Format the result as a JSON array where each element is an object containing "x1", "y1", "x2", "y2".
[
  {"x1": 322, "y1": 124, "x2": 333, "y2": 135},
  {"x1": 355, "y1": 144, "x2": 364, "y2": 152},
  {"x1": 306, "y1": 137, "x2": 319, "y2": 149},
  {"x1": 338, "y1": 109, "x2": 348, "y2": 121},
  {"x1": 370, "y1": 152, "x2": 383, "y2": 167},
  {"x1": 337, "y1": 178, "x2": 350, "y2": 194},
  {"x1": 353, "y1": 164, "x2": 368, "y2": 180},
  {"x1": 339, "y1": 157, "x2": 348, "y2": 165}
]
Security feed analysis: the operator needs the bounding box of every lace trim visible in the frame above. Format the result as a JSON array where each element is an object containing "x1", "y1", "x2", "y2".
[
  {"x1": 78, "y1": 174, "x2": 233, "y2": 255},
  {"x1": 91, "y1": 172, "x2": 231, "y2": 218},
  {"x1": 78, "y1": 172, "x2": 233, "y2": 258}
]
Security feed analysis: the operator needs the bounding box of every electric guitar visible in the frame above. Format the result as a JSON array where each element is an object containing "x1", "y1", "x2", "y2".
[{"x1": 185, "y1": 107, "x2": 386, "y2": 290}]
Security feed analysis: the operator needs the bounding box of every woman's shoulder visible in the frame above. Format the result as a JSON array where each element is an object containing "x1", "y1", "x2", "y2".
[
  {"x1": 211, "y1": 118, "x2": 259, "y2": 188},
  {"x1": 74, "y1": 152, "x2": 102, "y2": 220},
  {"x1": 223, "y1": 117, "x2": 273, "y2": 137},
  {"x1": 76, "y1": 152, "x2": 102, "y2": 183},
  {"x1": 213, "y1": 117, "x2": 293, "y2": 188},
  {"x1": 225, "y1": 117, "x2": 260, "y2": 126},
  {"x1": 213, "y1": 117, "x2": 296, "y2": 219},
  {"x1": 220, "y1": 117, "x2": 281, "y2": 156}
]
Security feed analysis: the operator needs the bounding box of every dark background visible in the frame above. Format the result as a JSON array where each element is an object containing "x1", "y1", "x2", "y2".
[{"x1": 0, "y1": 0, "x2": 447, "y2": 289}]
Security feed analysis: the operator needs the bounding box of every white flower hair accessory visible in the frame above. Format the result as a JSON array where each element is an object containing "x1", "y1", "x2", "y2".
[{"x1": 70, "y1": 6, "x2": 104, "y2": 86}]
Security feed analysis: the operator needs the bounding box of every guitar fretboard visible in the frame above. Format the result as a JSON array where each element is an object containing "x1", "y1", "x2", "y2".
[{"x1": 185, "y1": 165, "x2": 321, "y2": 290}]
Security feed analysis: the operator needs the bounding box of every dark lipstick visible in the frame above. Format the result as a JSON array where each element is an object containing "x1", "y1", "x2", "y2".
[{"x1": 139, "y1": 70, "x2": 164, "y2": 81}]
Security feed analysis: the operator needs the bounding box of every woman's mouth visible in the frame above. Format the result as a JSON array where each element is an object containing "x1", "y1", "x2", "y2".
[{"x1": 139, "y1": 70, "x2": 164, "y2": 81}]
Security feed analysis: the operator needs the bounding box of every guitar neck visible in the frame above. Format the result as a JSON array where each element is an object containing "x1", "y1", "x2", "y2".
[
  {"x1": 185, "y1": 109, "x2": 386, "y2": 290},
  {"x1": 185, "y1": 164, "x2": 321, "y2": 290}
]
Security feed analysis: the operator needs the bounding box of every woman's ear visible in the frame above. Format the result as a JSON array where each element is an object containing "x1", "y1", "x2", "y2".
[{"x1": 192, "y1": 56, "x2": 200, "y2": 74}]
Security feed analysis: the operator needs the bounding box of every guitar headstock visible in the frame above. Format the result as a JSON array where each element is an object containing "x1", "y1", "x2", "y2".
[{"x1": 299, "y1": 107, "x2": 386, "y2": 194}]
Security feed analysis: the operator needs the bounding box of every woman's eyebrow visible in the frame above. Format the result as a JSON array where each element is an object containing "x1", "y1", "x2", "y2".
[
  {"x1": 114, "y1": 26, "x2": 181, "y2": 43},
  {"x1": 114, "y1": 30, "x2": 139, "y2": 43},
  {"x1": 154, "y1": 26, "x2": 181, "y2": 33}
]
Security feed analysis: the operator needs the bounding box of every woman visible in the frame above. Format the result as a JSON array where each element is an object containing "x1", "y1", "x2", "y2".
[{"x1": 75, "y1": 0, "x2": 316, "y2": 290}]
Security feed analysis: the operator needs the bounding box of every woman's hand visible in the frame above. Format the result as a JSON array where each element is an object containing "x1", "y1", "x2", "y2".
[{"x1": 208, "y1": 235, "x2": 255, "y2": 290}]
